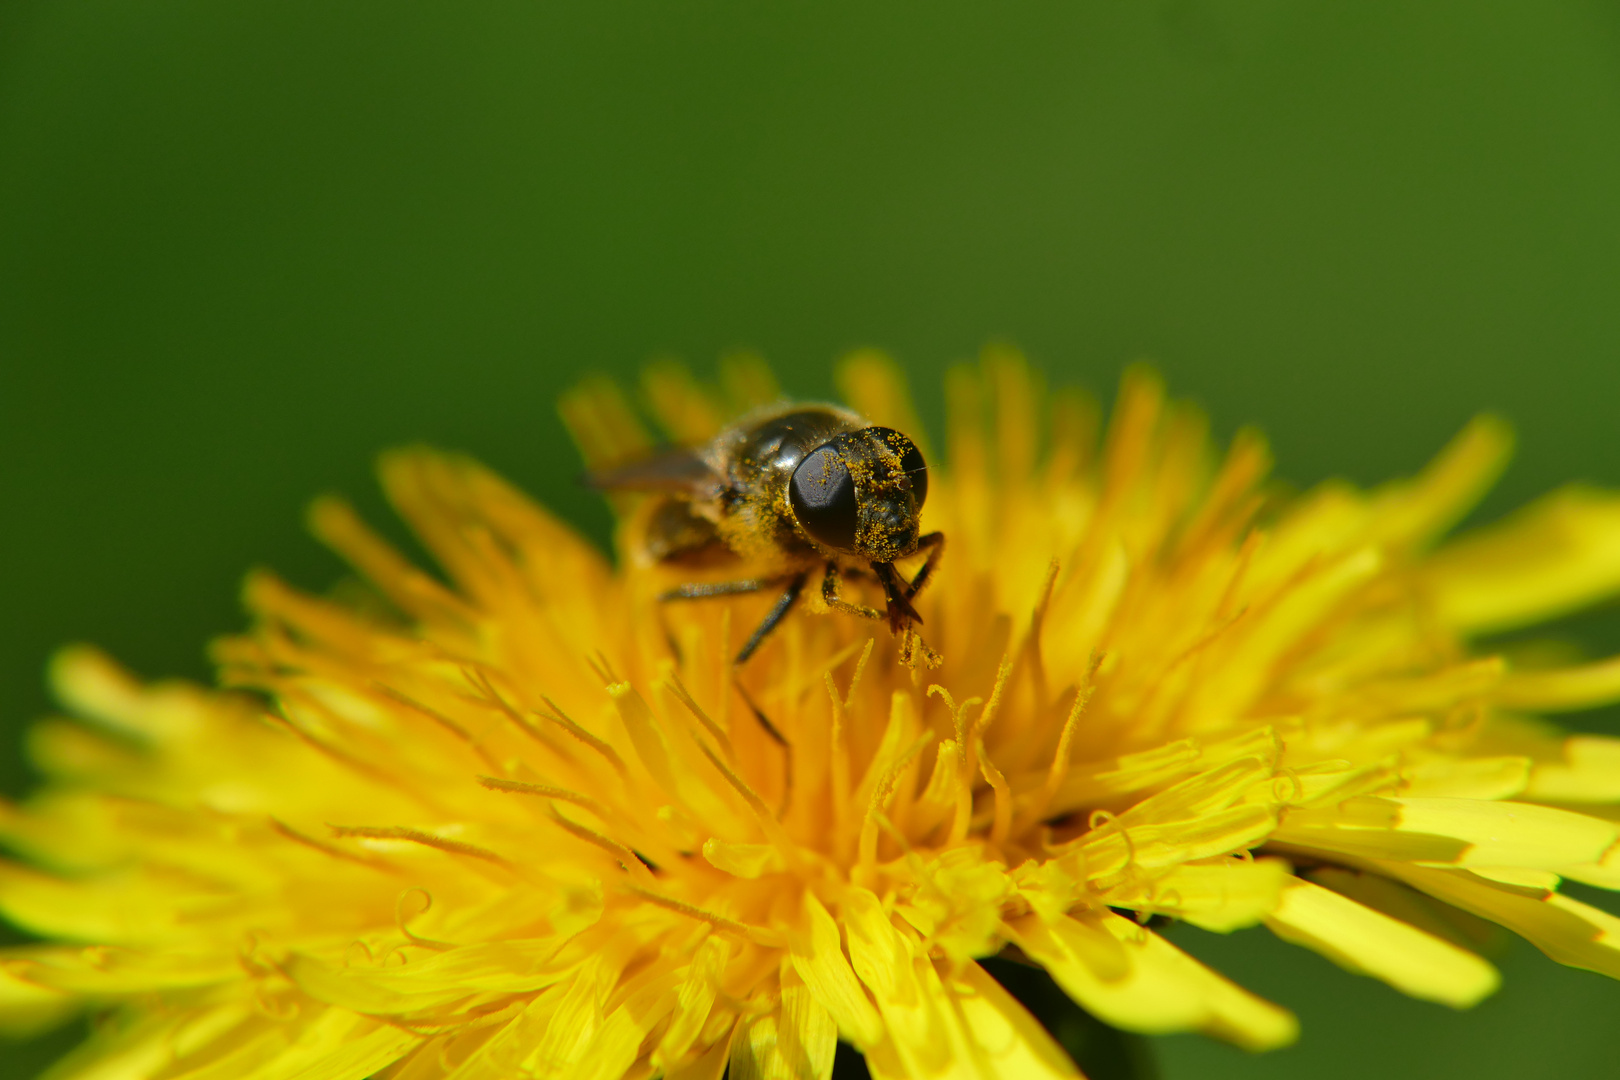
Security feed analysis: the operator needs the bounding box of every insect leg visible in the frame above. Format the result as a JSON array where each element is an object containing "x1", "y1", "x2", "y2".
[
  {"x1": 735, "y1": 572, "x2": 808, "y2": 664},
  {"x1": 902, "y1": 531, "x2": 946, "y2": 601},
  {"x1": 661, "y1": 578, "x2": 779, "y2": 601},
  {"x1": 821, "y1": 563, "x2": 884, "y2": 621},
  {"x1": 872, "y1": 562, "x2": 923, "y2": 635}
]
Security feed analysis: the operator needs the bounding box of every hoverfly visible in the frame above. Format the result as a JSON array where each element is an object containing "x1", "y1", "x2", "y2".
[{"x1": 591, "y1": 403, "x2": 944, "y2": 665}]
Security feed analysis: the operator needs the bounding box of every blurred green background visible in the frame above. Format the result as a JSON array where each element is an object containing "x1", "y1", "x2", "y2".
[{"x1": 5, "y1": 1, "x2": 1620, "y2": 1077}]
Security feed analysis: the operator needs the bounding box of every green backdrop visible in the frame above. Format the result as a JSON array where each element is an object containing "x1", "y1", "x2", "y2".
[{"x1": 5, "y1": 2, "x2": 1620, "y2": 1077}]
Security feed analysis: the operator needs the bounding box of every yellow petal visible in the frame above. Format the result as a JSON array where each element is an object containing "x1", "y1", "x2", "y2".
[
  {"x1": 1047, "y1": 739, "x2": 1202, "y2": 815},
  {"x1": 1366, "y1": 414, "x2": 1513, "y2": 549},
  {"x1": 1522, "y1": 735, "x2": 1620, "y2": 802},
  {"x1": 728, "y1": 981, "x2": 836, "y2": 1080},
  {"x1": 1276, "y1": 796, "x2": 1619, "y2": 869},
  {"x1": 1306, "y1": 866, "x2": 1501, "y2": 953},
  {"x1": 844, "y1": 887, "x2": 1072, "y2": 1079},
  {"x1": 517, "y1": 959, "x2": 618, "y2": 1075},
  {"x1": 657, "y1": 934, "x2": 732, "y2": 1065},
  {"x1": 570, "y1": 969, "x2": 684, "y2": 1080},
  {"x1": 1497, "y1": 654, "x2": 1620, "y2": 713},
  {"x1": 641, "y1": 359, "x2": 725, "y2": 445},
  {"x1": 1424, "y1": 486, "x2": 1620, "y2": 634},
  {"x1": 703, "y1": 838, "x2": 786, "y2": 879},
  {"x1": 853, "y1": 955, "x2": 1082, "y2": 1080},
  {"x1": 1386, "y1": 797, "x2": 1618, "y2": 868},
  {"x1": 1008, "y1": 910, "x2": 1297, "y2": 1051},
  {"x1": 1112, "y1": 857, "x2": 1290, "y2": 933},
  {"x1": 1112, "y1": 756, "x2": 1275, "y2": 826},
  {"x1": 241, "y1": 1009, "x2": 421, "y2": 1080},
  {"x1": 1400, "y1": 757, "x2": 1530, "y2": 800},
  {"x1": 836, "y1": 350, "x2": 930, "y2": 462},
  {"x1": 664, "y1": 1037, "x2": 732, "y2": 1080},
  {"x1": 1562, "y1": 838, "x2": 1620, "y2": 890},
  {"x1": 285, "y1": 940, "x2": 575, "y2": 1016},
  {"x1": 943, "y1": 962, "x2": 1080, "y2": 1079},
  {"x1": 167, "y1": 1026, "x2": 295, "y2": 1080},
  {"x1": 843, "y1": 889, "x2": 952, "y2": 1077},
  {"x1": 4, "y1": 948, "x2": 236, "y2": 996},
  {"x1": 440, "y1": 992, "x2": 561, "y2": 1080},
  {"x1": 1385, "y1": 863, "x2": 1620, "y2": 980},
  {"x1": 556, "y1": 375, "x2": 655, "y2": 470},
  {"x1": 719, "y1": 350, "x2": 782, "y2": 412},
  {"x1": 0, "y1": 966, "x2": 76, "y2": 1037},
  {"x1": 1272, "y1": 817, "x2": 1470, "y2": 865},
  {"x1": 1081, "y1": 804, "x2": 1278, "y2": 881},
  {"x1": 788, "y1": 892, "x2": 883, "y2": 1048},
  {"x1": 1263, "y1": 878, "x2": 1498, "y2": 1007}
]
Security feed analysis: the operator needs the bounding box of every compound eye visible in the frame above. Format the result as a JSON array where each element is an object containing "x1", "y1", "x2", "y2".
[
  {"x1": 898, "y1": 438, "x2": 927, "y2": 507},
  {"x1": 869, "y1": 427, "x2": 929, "y2": 507},
  {"x1": 789, "y1": 444, "x2": 859, "y2": 551}
]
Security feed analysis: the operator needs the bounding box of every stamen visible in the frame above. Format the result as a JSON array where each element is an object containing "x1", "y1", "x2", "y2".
[
  {"x1": 1271, "y1": 769, "x2": 1306, "y2": 806},
  {"x1": 784, "y1": 638, "x2": 866, "y2": 702},
  {"x1": 372, "y1": 683, "x2": 505, "y2": 774},
  {"x1": 394, "y1": 887, "x2": 454, "y2": 951},
  {"x1": 691, "y1": 738, "x2": 800, "y2": 867},
  {"x1": 269, "y1": 817, "x2": 401, "y2": 874},
  {"x1": 730, "y1": 679, "x2": 794, "y2": 816},
  {"x1": 252, "y1": 991, "x2": 301, "y2": 1022},
  {"x1": 1214, "y1": 529, "x2": 1262, "y2": 624},
  {"x1": 266, "y1": 701, "x2": 447, "y2": 814},
  {"x1": 1175, "y1": 429, "x2": 1272, "y2": 561},
  {"x1": 461, "y1": 666, "x2": 573, "y2": 761},
  {"x1": 718, "y1": 607, "x2": 732, "y2": 735},
  {"x1": 1018, "y1": 654, "x2": 1102, "y2": 830},
  {"x1": 343, "y1": 940, "x2": 374, "y2": 968},
  {"x1": 926, "y1": 685, "x2": 982, "y2": 768},
  {"x1": 1024, "y1": 559, "x2": 1062, "y2": 714},
  {"x1": 372, "y1": 683, "x2": 469, "y2": 740},
  {"x1": 977, "y1": 658, "x2": 1014, "y2": 740},
  {"x1": 826, "y1": 672, "x2": 853, "y2": 861},
  {"x1": 845, "y1": 638, "x2": 876, "y2": 711},
  {"x1": 477, "y1": 775, "x2": 604, "y2": 815},
  {"x1": 304, "y1": 496, "x2": 473, "y2": 626},
  {"x1": 623, "y1": 883, "x2": 782, "y2": 947},
  {"x1": 938, "y1": 658, "x2": 1008, "y2": 846},
  {"x1": 873, "y1": 813, "x2": 949, "y2": 905},
  {"x1": 662, "y1": 672, "x2": 733, "y2": 759},
  {"x1": 977, "y1": 737, "x2": 1013, "y2": 850},
  {"x1": 587, "y1": 651, "x2": 621, "y2": 685},
  {"x1": 857, "y1": 732, "x2": 933, "y2": 876},
  {"x1": 329, "y1": 824, "x2": 512, "y2": 868},
  {"x1": 537, "y1": 696, "x2": 630, "y2": 778},
  {"x1": 544, "y1": 806, "x2": 655, "y2": 884}
]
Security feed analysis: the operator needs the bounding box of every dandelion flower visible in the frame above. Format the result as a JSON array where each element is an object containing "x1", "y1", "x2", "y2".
[{"x1": 9, "y1": 351, "x2": 1620, "y2": 1080}]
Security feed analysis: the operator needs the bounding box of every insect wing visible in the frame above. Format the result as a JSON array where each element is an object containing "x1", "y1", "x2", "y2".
[{"x1": 587, "y1": 447, "x2": 722, "y2": 496}]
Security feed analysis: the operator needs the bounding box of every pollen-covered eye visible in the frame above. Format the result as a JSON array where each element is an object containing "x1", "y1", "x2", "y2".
[
  {"x1": 789, "y1": 444, "x2": 859, "y2": 551},
  {"x1": 898, "y1": 437, "x2": 927, "y2": 507},
  {"x1": 868, "y1": 428, "x2": 929, "y2": 507}
]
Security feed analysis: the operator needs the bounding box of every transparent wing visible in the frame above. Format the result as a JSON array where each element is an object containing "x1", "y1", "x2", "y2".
[{"x1": 587, "y1": 447, "x2": 723, "y2": 496}]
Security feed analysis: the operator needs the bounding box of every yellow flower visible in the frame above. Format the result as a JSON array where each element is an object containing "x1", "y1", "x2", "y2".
[{"x1": 8, "y1": 350, "x2": 1620, "y2": 1080}]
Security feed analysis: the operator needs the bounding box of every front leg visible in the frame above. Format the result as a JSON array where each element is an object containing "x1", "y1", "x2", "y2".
[
  {"x1": 872, "y1": 562, "x2": 924, "y2": 636},
  {"x1": 821, "y1": 562, "x2": 884, "y2": 621},
  {"x1": 902, "y1": 531, "x2": 946, "y2": 601}
]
